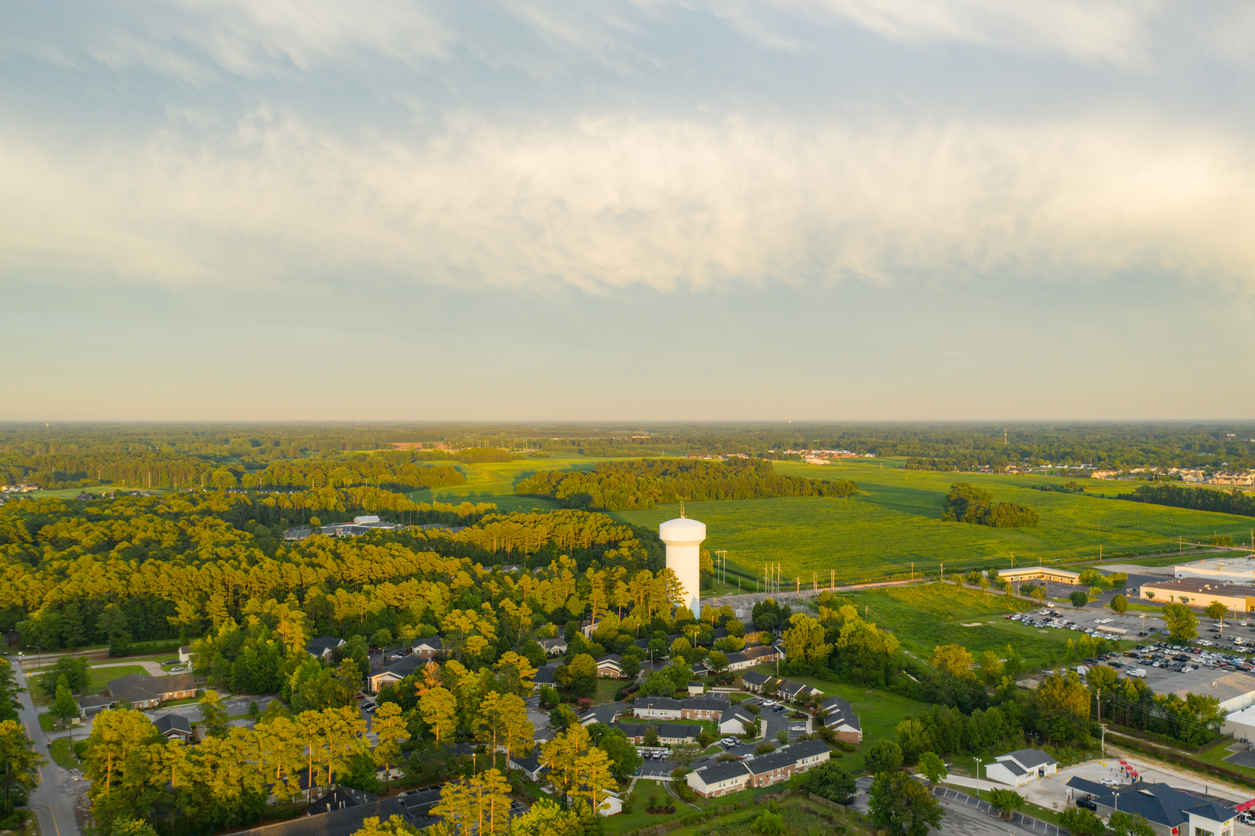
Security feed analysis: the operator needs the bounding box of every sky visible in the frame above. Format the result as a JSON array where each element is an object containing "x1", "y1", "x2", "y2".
[{"x1": 2, "y1": 1, "x2": 1253, "y2": 421}]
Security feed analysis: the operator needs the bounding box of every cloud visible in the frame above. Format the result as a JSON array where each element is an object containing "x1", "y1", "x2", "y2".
[{"x1": 2, "y1": 110, "x2": 1253, "y2": 295}]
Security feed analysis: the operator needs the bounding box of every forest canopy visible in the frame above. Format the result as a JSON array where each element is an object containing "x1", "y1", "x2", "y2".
[
  {"x1": 515, "y1": 458, "x2": 858, "y2": 510},
  {"x1": 941, "y1": 483, "x2": 1040, "y2": 528},
  {"x1": 1117, "y1": 484, "x2": 1255, "y2": 518}
]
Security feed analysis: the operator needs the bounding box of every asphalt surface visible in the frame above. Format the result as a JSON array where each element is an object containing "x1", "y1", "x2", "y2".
[{"x1": 13, "y1": 663, "x2": 85, "y2": 836}]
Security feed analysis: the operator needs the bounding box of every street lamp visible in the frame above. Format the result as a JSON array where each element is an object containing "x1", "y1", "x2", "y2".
[{"x1": 974, "y1": 758, "x2": 981, "y2": 801}]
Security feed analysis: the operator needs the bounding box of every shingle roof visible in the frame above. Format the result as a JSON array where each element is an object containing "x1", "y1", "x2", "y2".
[
  {"x1": 107, "y1": 673, "x2": 195, "y2": 703},
  {"x1": 745, "y1": 739, "x2": 830, "y2": 775},
  {"x1": 612, "y1": 721, "x2": 699, "y2": 740},
  {"x1": 369, "y1": 654, "x2": 425, "y2": 680},
  {"x1": 152, "y1": 714, "x2": 192, "y2": 735},
  {"x1": 741, "y1": 671, "x2": 770, "y2": 686},
  {"x1": 1001, "y1": 748, "x2": 1057, "y2": 768},
  {"x1": 306, "y1": 637, "x2": 344, "y2": 656},
  {"x1": 580, "y1": 705, "x2": 619, "y2": 725},
  {"x1": 1093, "y1": 783, "x2": 1231, "y2": 829},
  {"x1": 1065, "y1": 777, "x2": 1107, "y2": 797},
  {"x1": 692, "y1": 761, "x2": 751, "y2": 785}
]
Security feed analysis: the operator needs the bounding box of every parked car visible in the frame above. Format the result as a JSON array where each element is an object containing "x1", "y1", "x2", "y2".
[{"x1": 1077, "y1": 798, "x2": 1097, "y2": 811}]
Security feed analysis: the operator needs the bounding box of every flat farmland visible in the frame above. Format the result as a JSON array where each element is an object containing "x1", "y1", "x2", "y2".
[
  {"x1": 612, "y1": 459, "x2": 1254, "y2": 584},
  {"x1": 404, "y1": 455, "x2": 617, "y2": 514}
]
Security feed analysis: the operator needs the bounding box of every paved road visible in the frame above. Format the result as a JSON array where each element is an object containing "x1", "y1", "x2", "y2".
[{"x1": 13, "y1": 664, "x2": 85, "y2": 836}]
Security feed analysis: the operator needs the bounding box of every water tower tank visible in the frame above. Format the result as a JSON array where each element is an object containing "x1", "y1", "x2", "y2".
[{"x1": 659, "y1": 517, "x2": 706, "y2": 617}]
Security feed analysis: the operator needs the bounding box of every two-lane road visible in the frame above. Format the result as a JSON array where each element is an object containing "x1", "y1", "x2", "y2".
[{"x1": 13, "y1": 664, "x2": 84, "y2": 836}]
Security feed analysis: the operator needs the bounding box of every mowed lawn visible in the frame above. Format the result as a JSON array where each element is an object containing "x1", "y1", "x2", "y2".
[
  {"x1": 613, "y1": 459, "x2": 1255, "y2": 583},
  {"x1": 828, "y1": 584, "x2": 1123, "y2": 670}
]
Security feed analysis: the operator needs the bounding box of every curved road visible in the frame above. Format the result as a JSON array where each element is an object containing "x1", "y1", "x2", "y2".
[{"x1": 13, "y1": 664, "x2": 84, "y2": 836}]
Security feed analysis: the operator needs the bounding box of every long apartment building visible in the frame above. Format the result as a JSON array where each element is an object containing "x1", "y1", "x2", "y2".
[
  {"x1": 633, "y1": 695, "x2": 730, "y2": 722},
  {"x1": 686, "y1": 739, "x2": 831, "y2": 798}
]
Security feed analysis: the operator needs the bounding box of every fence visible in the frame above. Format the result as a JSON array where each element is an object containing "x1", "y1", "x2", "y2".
[{"x1": 931, "y1": 786, "x2": 1068, "y2": 836}]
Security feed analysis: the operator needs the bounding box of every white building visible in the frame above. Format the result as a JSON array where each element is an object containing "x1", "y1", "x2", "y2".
[
  {"x1": 1222, "y1": 706, "x2": 1255, "y2": 742},
  {"x1": 984, "y1": 749, "x2": 1058, "y2": 787}
]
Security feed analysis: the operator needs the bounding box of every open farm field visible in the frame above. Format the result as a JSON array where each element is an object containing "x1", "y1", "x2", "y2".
[
  {"x1": 826, "y1": 583, "x2": 1125, "y2": 671},
  {"x1": 613, "y1": 459, "x2": 1254, "y2": 584},
  {"x1": 402, "y1": 455, "x2": 616, "y2": 513}
]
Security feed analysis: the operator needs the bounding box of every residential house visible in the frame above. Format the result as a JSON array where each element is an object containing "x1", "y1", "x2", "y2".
[
  {"x1": 105, "y1": 673, "x2": 197, "y2": 710},
  {"x1": 152, "y1": 713, "x2": 193, "y2": 742},
  {"x1": 178, "y1": 646, "x2": 193, "y2": 664},
  {"x1": 579, "y1": 704, "x2": 620, "y2": 727},
  {"x1": 819, "y1": 696, "x2": 862, "y2": 744},
  {"x1": 595, "y1": 654, "x2": 625, "y2": 678},
  {"x1": 240, "y1": 785, "x2": 447, "y2": 836},
  {"x1": 509, "y1": 753, "x2": 547, "y2": 783},
  {"x1": 717, "y1": 706, "x2": 756, "y2": 736},
  {"x1": 724, "y1": 645, "x2": 784, "y2": 672},
  {"x1": 984, "y1": 749, "x2": 1058, "y2": 787},
  {"x1": 539, "y1": 637, "x2": 569, "y2": 656},
  {"x1": 411, "y1": 637, "x2": 445, "y2": 660},
  {"x1": 739, "y1": 671, "x2": 771, "y2": 693},
  {"x1": 368, "y1": 654, "x2": 426, "y2": 693},
  {"x1": 307, "y1": 637, "x2": 346, "y2": 661},
  {"x1": 685, "y1": 762, "x2": 752, "y2": 798},
  {"x1": 772, "y1": 680, "x2": 819, "y2": 703},
  {"x1": 687, "y1": 682, "x2": 704, "y2": 696}
]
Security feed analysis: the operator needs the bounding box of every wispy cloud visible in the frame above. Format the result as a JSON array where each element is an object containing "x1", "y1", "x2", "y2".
[{"x1": 4, "y1": 110, "x2": 1252, "y2": 294}]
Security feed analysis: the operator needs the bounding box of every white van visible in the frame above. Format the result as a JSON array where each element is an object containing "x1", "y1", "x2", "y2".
[{"x1": 1129, "y1": 668, "x2": 1147, "y2": 678}]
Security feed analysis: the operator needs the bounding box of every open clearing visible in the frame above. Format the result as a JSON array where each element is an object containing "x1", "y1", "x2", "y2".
[
  {"x1": 823, "y1": 583, "x2": 1130, "y2": 670},
  {"x1": 403, "y1": 456, "x2": 623, "y2": 513},
  {"x1": 613, "y1": 458, "x2": 1254, "y2": 583}
]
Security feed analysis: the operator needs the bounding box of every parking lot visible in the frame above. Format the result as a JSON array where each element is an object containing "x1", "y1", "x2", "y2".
[{"x1": 1009, "y1": 606, "x2": 1165, "y2": 641}]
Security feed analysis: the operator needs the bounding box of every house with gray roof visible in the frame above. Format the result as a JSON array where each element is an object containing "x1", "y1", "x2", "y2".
[
  {"x1": 579, "y1": 704, "x2": 620, "y2": 727},
  {"x1": 718, "y1": 705, "x2": 756, "y2": 736},
  {"x1": 819, "y1": 696, "x2": 862, "y2": 744},
  {"x1": 612, "y1": 722, "x2": 699, "y2": 746},
  {"x1": 106, "y1": 673, "x2": 197, "y2": 709},
  {"x1": 307, "y1": 637, "x2": 345, "y2": 661},
  {"x1": 152, "y1": 713, "x2": 193, "y2": 742}
]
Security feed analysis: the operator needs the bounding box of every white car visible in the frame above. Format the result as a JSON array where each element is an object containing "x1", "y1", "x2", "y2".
[{"x1": 762, "y1": 700, "x2": 776, "y2": 707}]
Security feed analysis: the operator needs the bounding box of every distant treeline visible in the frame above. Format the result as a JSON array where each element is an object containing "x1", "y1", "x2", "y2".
[
  {"x1": 942, "y1": 483, "x2": 1039, "y2": 528},
  {"x1": 0, "y1": 447, "x2": 527, "y2": 491},
  {"x1": 255, "y1": 454, "x2": 466, "y2": 491},
  {"x1": 1118, "y1": 484, "x2": 1255, "y2": 518},
  {"x1": 515, "y1": 458, "x2": 858, "y2": 511}
]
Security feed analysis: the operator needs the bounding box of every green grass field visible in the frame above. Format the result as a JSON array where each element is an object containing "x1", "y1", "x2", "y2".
[
  {"x1": 403, "y1": 456, "x2": 629, "y2": 513},
  {"x1": 824, "y1": 583, "x2": 1127, "y2": 671},
  {"x1": 613, "y1": 459, "x2": 1255, "y2": 584},
  {"x1": 745, "y1": 670, "x2": 933, "y2": 773}
]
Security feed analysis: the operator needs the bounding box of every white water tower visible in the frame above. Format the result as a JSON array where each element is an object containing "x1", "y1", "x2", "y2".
[{"x1": 659, "y1": 515, "x2": 706, "y2": 618}]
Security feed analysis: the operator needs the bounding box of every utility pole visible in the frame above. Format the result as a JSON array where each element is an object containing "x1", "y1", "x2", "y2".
[
  {"x1": 1100, "y1": 545, "x2": 1103, "y2": 562},
  {"x1": 910, "y1": 562, "x2": 914, "y2": 582},
  {"x1": 812, "y1": 572, "x2": 817, "y2": 591},
  {"x1": 796, "y1": 577, "x2": 800, "y2": 593},
  {"x1": 830, "y1": 568, "x2": 834, "y2": 590},
  {"x1": 940, "y1": 562, "x2": 944, "y2": 582}
]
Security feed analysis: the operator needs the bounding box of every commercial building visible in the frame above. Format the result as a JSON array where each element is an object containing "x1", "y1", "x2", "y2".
[
  {"x1": 1221, "y1": 705, "x2": 1255, "y2": 741},
  {"x1": 984, "y1": 749, "x2": 1058, "y2": 787},
  {"x1": 1174, "y1": 556, "x2": 1255, "y2": 585},
  {"x1": 1090, "y1": 782, "x2": 1236, "y2": 836},
  {"x1": 1149, "y1": 669, "x2": 1255, "y2": 713},
  {"x1": 996, "y1": 567, "x2": 1081, "y2": 585},
  {"x1": 1137, "y1": 578, "x2": 1255, "y2": 613}
]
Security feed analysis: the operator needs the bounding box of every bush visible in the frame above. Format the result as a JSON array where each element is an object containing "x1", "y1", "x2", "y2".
[
  {"x1": 865, "y1": 739, "x2": 903, "y2": 774},
  {"x1": 673, "y1": 780, "x2": 697, "y2": 802},
  {"x1": 1059, "y1": 807, "x2": 1106, "y2": 835}
]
